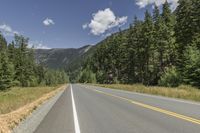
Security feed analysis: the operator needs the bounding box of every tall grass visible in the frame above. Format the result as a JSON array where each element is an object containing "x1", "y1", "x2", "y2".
[
  {"x1": 95, "y1": 84, "x2": 200, "y2": 102},
  {"x1": 0, "y1": 85, "x2": 66, "y2": 133},
  {"x1": 0, "y1": 86, "x2": 58, "y2": 114}
]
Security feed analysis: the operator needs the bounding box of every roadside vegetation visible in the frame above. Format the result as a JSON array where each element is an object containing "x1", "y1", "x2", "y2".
[
  {"x1": 0, "y1": 86, "x2": 60, "y2": 114},
  {"x1": 0, "y1": 85, "x2": 66, "y2": 133},
  {"x1": 0, "y1": 24, "x2": 69, "y2": 132},
  {"x1": 0, "y1": 34, "x2": 69, "y2": 91},
  {"x1": 95, "y1": 84, "x2": 200, "y2": 102},
  {"x1": 78, "y1": 0, "x2": 200, "y2": 89}
]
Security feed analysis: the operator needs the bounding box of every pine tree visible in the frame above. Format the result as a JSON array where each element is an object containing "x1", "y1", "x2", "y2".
[
  {"x1": 127, "y1": 16, "x2": 143, "y2": 83},
  {"x1": 151, "y1": 2, "x2": 177, "y2": 85},
  {"x1": 0, "y1": 33, "x2": 14, "y2": 90},
  {"x1": 0, "y1": 32, "x2": 7, "y2": 51},
  {"x1": 151, "y1": 5, "x2": 161, "y2": 84},
  {"x1": 141, "y1": 10, "x2": 154, "y2": 85},
  {"x1": 0, "y1": 52, "x2": 14, "y2": 90},
  {"x1": 182, "y1": 45, "x2": 200, "y2": 87},
  {"x1": 14, "y1": 35, "x2": 34, "y2": 86},
  {"x1": 153, "y1": 5, "x2": 160, "y2": 23},
  {"x1": 161, "y1": 1, "x2": 177, "y2": 66},
  {"x1": 175, "y1": 0, "x2": 193, "y2": 59},
  {"x1": 113, "y1": 29, "x2": 128, "y2": 83},
  {"x1": 7, "y1": 42, "x2": 16, "y2": 63},
  {"x1": 35, "y1": 65, "x2": 46, "y2": 85}
]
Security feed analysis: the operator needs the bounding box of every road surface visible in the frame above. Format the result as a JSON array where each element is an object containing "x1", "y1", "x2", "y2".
[{"x1": 34, "y1": 84, "x2": 200, "y2": 133}]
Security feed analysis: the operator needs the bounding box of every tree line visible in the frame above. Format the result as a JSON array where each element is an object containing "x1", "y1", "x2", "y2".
[
  {"x1": 78, "y1": 0, "x2": 200, "y2": 87},
  {"x1": 0, "y1": 34, "x2": 69, "y2": 90}
]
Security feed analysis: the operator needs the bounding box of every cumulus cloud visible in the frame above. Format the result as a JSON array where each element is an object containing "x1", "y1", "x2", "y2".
[
  {"x1": 29, "y1": 41, "x2": 50, "y2": 49},
  {"x1": 136, "y1": 0, "x2": 179, "y2": 10},
  {"x1": 83, "y1": 8, "x2": 128, "y2": 35},
  {"x1": 43, "y1": 18, "x2": 55, "y2": 26},
  {"x1": 0, "y1": 24, "x2": 19, "y2": 36}
]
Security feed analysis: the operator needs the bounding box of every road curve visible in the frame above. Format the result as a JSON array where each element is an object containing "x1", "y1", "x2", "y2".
[{"x1": 34, "y1": 84, "x2": 200, "y2": 133}]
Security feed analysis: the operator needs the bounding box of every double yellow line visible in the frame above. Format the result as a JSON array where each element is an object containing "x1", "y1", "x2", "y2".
[{"x1": 93, "y1": 89, "x2": 200, "y2": 125}]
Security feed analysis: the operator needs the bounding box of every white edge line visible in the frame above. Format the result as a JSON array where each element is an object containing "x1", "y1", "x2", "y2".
[{"x1": 71, "y1": 84, "x2": 81, "y2": 133}]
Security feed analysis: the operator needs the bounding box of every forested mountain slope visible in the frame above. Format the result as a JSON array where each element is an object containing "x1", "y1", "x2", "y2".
[
  {"x1": 34, "y1": 45, "x2": 93, "y2": 70},
  {"x1": 78, "y1": 0, "x2": 200, "y2": 87}
]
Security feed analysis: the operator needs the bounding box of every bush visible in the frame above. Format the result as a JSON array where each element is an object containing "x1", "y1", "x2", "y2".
[
  {"x1": 78, "y1": 68, "x2": 96, "y2": 83},
  {"x1": 29, "y1": 77, "x2": 39, "y2": 87},
  {"x1": 158, "y1": 66, "x2": 181, "y2": 87}
]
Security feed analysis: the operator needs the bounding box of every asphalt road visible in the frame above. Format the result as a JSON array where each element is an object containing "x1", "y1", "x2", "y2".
[{"x1": 34, "y1": 84, "x2": 200, "y2": 133}]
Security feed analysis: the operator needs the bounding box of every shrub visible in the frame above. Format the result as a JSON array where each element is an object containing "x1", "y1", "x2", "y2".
[
  {"x1": 78, "y1": 68, "x2": 96, "y2": 83},
  {"x1": 158, "y1": 66, "x2": 181, "y2": 87}
]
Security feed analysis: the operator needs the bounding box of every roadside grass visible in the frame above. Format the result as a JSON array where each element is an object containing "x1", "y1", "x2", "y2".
[
  {"x1": 0, "y1": 86, "x2": 58, "y2": 114},
  {"x1": 0, "y1": 85, "x2": 67, "y2": 133},
  {"x1": 94, "y1": 84, "x2": 200, "y2": 102}
]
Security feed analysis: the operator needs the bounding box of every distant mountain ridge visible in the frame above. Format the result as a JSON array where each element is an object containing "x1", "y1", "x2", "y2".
[
  {"x1": 34, "y1": 45, "x2": 94, "y2": 70},
  {"x1": 34, "y1": 30, "x2": 125, "y2": 73}
]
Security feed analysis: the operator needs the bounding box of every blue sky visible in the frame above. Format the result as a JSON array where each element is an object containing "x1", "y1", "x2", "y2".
[{"x1": 0, "y1": 0, "x2": 178, "y2": 49}]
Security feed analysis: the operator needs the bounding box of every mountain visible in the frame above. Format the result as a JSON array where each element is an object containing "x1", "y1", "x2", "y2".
[
  {"x1": 34, "y1": 31, "x2": 126, "y2": 82},
  {"x1": 34, "y1": 45, "x2": 94, "y2": 71},
  {"x1": 34, "y1": 30, "x2": 126, "y2": 69}
]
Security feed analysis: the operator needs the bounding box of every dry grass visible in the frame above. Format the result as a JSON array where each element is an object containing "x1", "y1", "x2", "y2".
[
  {"x1": 95, "y1": 84, "x2": 200, "y2": 102},
  {"x1": 0, "y1": 85, "x2": 67, "y2": 133},
  {"x1": 0, "y1": 86, "x2": 56, "y2": 114}
]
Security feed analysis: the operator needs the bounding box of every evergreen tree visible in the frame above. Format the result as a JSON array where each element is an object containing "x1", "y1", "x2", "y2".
[
  {"x1": 14, "y1": 35, "x2": 30, "y2": 86},
  {"x1": 162, "y1": 1, "x2": 177, "y2": 66},
  {"x1": 7, "y1": 42, "x2": 16, "y2": 63},
  {"x1": 127, "y1": 17, "x2": 143, "y2": 83},
  {"x1": 14, "y1": 35, "x2": 38, "y2": 86},
  {"x1": 175, "y1": 0, "x2": 193, "y2": 62},
  {"x1": 0, "y1": 33, "x2": 14, "y2": 90},
  {"x1": 141, "y1": 10, "x2": 154, "y2": 85},
  {"x1": 0, "y1": 52, "x2": 14, "y2": 90},
  {"x1": 152, "y1": 5, "x2": 161, "y2": 84},
  {"x1": 182, "y1": 45, "x2": 200, "y2": 87},
  {"x1": 0, "y1": 32, "x2": 7, "y2": 51}
]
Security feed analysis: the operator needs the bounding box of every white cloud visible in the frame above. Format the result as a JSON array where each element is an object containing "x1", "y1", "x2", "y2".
[
  {"x1": 136, "y1": 0, "x2": 179, "y2": 10},
  {"x1": 0, "y1": 24, "x2": 19, "y2": 36},
  {"x1": 29, "y1": 41, "x2": 50, "y2": 49},
  {"x1": 43, "y1": 18, "x2": 55, "y2": 26},
  {"x1": 82, "y1": 23, "x2": 88, "y2": 29},
  {"x1": 83, "y1": 8, "x2": 128, "y2": 35}
]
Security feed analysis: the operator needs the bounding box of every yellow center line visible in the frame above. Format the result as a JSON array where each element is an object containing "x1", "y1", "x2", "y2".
[{"x1": 93, "y1": 89, "x2": 200, "y2": 125}]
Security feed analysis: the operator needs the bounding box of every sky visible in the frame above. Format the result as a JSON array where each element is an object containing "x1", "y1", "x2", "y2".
[{"x1": 0, "y1": 0, "x2": 178, "y2": 49}]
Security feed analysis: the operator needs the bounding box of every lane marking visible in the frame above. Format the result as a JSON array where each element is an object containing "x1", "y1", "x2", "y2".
[
  {"x1": 83, "y1": 84, "x2": 200, "y2": 106},
  {"x1": 92, "y1": 89, "x2": 200, "y2": 125},
  {"x1": 94, "y1": 86, "x2": 200, "y2": 106},
  {"x1": 71, "y1": 84, "x2": 81, "y2": 133},
  {"x1": 110, "y1": 88, "x2": 200, "y2": 106}
]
